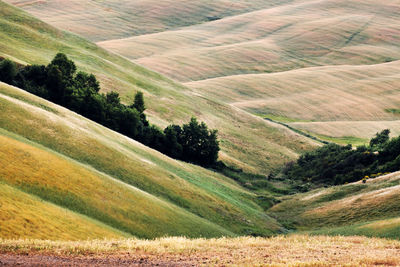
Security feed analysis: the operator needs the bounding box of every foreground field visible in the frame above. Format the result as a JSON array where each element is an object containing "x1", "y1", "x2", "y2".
[{"x1": 1, "y1": 235, "x2": 400, "y2": 266}]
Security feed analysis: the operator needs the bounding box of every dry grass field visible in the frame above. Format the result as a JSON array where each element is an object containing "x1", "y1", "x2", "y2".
[
  {"x1": 98, "y1": 0, "x2": 400, "y2": 144},
  {"x1": 3, "y1": 0, "x2": 285, "y2": 41},
  {"x1": 1, "y1": 235, "x2": 400, "y2": 266}
]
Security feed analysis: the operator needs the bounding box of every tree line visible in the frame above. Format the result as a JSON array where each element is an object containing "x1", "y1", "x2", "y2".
[
  {"x1": 0, "y1": 54, "x2": 219, "y2": 167},
  {"x1": 283, "y1": 129, "x2": 400, "y2": 186}
]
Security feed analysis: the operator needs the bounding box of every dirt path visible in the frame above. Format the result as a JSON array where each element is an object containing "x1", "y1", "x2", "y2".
[
  {"x1": 1, "y1": 236, "x2": 400, "y2": 266},
  {"x1": 0, "y1": 253, "x2": 197, "y2": 266}
]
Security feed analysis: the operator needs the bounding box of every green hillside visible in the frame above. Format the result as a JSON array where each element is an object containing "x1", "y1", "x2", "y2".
[
  {"x1": 0, "y1": 81, "x2": 284, "y2": 238},
  {"x1": 270, "y1": 171, "x2": 400, "y2": 239}
]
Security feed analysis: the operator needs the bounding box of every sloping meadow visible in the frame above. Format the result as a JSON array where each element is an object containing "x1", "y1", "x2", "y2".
[{"x1": 0, "y1": 82, "x2": 282, "y2": 238}]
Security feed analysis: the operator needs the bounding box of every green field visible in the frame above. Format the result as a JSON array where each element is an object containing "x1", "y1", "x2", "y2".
[{"x1": 270, "y1": 171, "x2": 400, "y2": 239}]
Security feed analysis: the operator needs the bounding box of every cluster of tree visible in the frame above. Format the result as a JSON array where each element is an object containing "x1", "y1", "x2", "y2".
[
  {"x1": 282, "y1": 129, "x2": 400, "y2": 185},
  {"x1": 0, "y1": 54, "x2": 219, "y2": 167}
]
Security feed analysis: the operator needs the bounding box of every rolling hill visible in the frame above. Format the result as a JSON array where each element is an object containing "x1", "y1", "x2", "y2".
[
  {"x1": 97, "y1": 0, "x2": 400, "y2": 144},
  {"x1": 0, "y1": 1, "x2": 319, "y2": 239},
  {"x1": 0, "y1": 0, "x2": 318, "y2": 175},
  {"x1": 0, "y1": 81, "x2": 282, "y2": 239},
  {"x1": 3, "y1": 0, "x2": 294, "y2": 42},
  {"x1": 270, "y1": 171, "x2": 400, "y2": 239},
  {"x1": 2, "y1": 0, "x2": 400, "y2": 246}
]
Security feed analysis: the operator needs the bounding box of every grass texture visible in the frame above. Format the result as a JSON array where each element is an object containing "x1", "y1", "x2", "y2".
[
  {"x1": 0, "y1": 81, "x2": 283, "y2": 239},
  {"x1": 270, "y1": 171, "x2": 400, "y2": 238}
]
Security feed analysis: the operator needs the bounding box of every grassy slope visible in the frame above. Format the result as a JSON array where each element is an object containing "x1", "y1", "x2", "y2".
[
  {"x1": 0, "y1": 182, "x2": 128, "y2": 240},
  {"x1": 269, "y1": 172, "x2": 400, "y2": 239},
  {"x1": 0, "y1": 128, "x2": 234, "y2": 239},
  {"x1": 0, "y1": 81, "x2": 284, "y2": 238},
  {"x1": 4, "y1": 0, "x2": 291, "y2": 41},
  {"x1": 93, "y1": 0, "x2": 400, "y2": 144},
  {"x1": 0, "y1": 1, "x2": 316, "y2": 174}
]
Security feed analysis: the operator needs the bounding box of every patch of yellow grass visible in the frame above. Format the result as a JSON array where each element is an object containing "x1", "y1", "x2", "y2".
[
  {"x1": 0, "y1": 183, "x2": 126, "y2": 240},
  {"x1": 359, "y1": 217, "x2": 400, "y2": 231},
  {"x1": 1, "y1": 235, "x2": 400, "y2": 266},
  {"x1": 0, "y1": 133, "x2": 234, "y2": 238}
]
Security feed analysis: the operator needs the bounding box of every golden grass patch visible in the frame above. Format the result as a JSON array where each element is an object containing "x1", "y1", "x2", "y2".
[
  {"x1": 0, "y1": 133, "x2": 234, "y2": 238},
  {"x1": 0, "y1": 183, "x2": 126, "y2": 240}
]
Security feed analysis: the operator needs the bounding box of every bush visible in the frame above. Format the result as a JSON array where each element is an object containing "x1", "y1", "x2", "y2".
[{"x1": 283, "y1": 129, "x2": 400, "y2": 186}]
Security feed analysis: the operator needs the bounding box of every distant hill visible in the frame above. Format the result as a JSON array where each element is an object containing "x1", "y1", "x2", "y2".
[
  {"x1": 96, "y1": 0, "x2": 400, "y2": 145},
  {"x1": 3, "y1": 0, "x2": 291, "y2": 41},
  {"x1": 10, "y1": 0, "x2": 400, "y2": 144}
]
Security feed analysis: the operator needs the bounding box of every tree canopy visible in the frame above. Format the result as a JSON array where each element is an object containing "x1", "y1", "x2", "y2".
[
  {"x1": 0, "y1": 54, "x2": 220, "y2": 167},
  {"x1": 283, "y1": 129, "x2": 399, "y2": 186}
]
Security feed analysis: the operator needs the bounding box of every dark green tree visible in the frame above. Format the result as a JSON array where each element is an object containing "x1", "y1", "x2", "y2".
[
  {"x1": 47, "y1": 53, "x2": 76, "y2": 82},
  {"x1": 164, "y1": 125, "x2": 183, "y2": 159},
  {"x1": 46, "y1": 64, "x2": 68, "y2": 104},
  {"x1": 0, "y1": 59, "x2": 17, "y2": 84},
  {"x1": 45, "y1": 53, "x2": 77, "y2": 105},
  {"x1": 370, "y1": 129, "x2": 390, "y2": 150},
  {"x1": 180, "y1": 117, "x2": 219, "y2": 166},
  {"x1": 105, "y1": 91, "x2": 121, "y2": 106},
  {"x1": 131, "y1": 91, "x2": 146, "y2": 113}
]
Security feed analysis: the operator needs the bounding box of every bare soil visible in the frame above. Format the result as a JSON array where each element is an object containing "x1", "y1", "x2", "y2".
[{"x1": 0, "y1": 253, "x2": 198, "y2": 266}]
